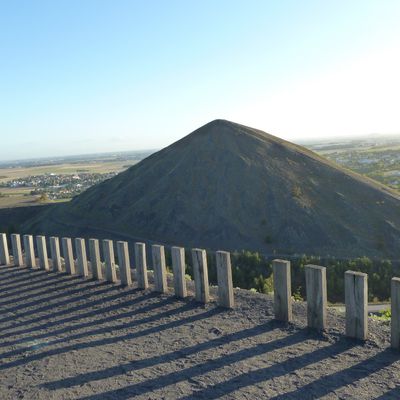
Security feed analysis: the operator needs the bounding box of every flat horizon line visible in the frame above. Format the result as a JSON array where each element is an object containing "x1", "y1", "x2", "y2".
[{"x1": 3, "y1": 131, "x2": 400, "y2": 164}]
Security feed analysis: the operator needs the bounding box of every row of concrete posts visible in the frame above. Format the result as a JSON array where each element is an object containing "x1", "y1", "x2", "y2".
[
  {"x1": 272, "y1": 259, "x2": 400, "y2": 349},
  {"x1": 0, "y1": 233, "x2": 234, "y2": 309},
  {"x1": 1, "y1": 233, "x2": 400, "y2": 349}
]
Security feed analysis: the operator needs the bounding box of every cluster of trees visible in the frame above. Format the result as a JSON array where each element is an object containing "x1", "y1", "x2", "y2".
[
  {"x1": 287, "y1": 254, "x2": 394, "y2": 303},
  {"x1": 173, "y1": 249, "x2": 396, "y2": 304}
]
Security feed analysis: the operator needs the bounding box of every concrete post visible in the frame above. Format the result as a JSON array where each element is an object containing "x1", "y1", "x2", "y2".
[
  {"x1": 171, "y1": 246, "x2": 187, "y2": 298},
  {"x1": 89, "y1": 238, "x2": 103, "y2": 280},
  {"x1": 50, "y1": 236, "x2": 62, "y2": 272},
  {"x1": 216, "y1": 250, "x2": 234, "y2": 308},
  {"x1": 391, "y1": 277, "x2": 400, "y2": 350},
  {"x1": 23, "y1": 234, "x2": 36, "y2": 268},
  {"x1": 62, "y1": 237, "x2": 75, "y2": 275},
  {"x1": 117, "y1": 241, "x2": 132, "y2": 286},
  {"x1": 345, "y1": 270, "x2": 368, "y2": 340},
  {"x1": 135, "y1": 242, "x2": 148, "y2": 289},
  {"x1": 192, "y1": 248, "x2": 210, "y2": 303},
  {"x1": 305, "y1": 264, "x2": 327, "y2": 331},
  {"x1": 36, "y1": 236, "x2": 49, "y2": 271},
  {"x1": 272, "y1": 259, "x2": 292, "y2": 322},
  {"x1": 151, "y1": 245, "x2": 168, "y2": 293},
  {"x1": 11, "y1": 234, "x2": 23, "y2": 266},
  {"x1": 103, "y1": 239, "x2": 117, "y2": 283},
  {"x1": 75, "y1": 238, "x2": 89, "y2": 277},
  {"x1": 0, "y1": 233, "x2": 10, "y2": 266}
]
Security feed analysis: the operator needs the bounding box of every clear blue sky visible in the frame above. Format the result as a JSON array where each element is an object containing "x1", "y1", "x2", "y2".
[{"x1": 1, "y1": 0, "x2": 400, "y2": 160}]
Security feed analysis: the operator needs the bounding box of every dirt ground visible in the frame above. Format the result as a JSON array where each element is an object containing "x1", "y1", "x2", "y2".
[{"x1": 0, "y1": 264, "x2": 399, "y2": 399}]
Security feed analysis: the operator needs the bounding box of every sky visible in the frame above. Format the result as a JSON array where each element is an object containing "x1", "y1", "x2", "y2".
[{"x1": 1, "y1": 0, "x2": 400, "y2": 160}]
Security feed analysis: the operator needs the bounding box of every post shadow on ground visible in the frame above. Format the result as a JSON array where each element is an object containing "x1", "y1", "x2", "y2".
[
  {"x1": 0, "y1": 278, "x2": 109, "y2": 325},
  {"x1": 71, "y1": 328, "x2": 336, "y2": 400},
  {"x1": 0, "y1": 291, "x2": 171, "y2": 353},
  {"x1": 268, "y1": 348, "x2": 400, "y2": 400},
  {"x1": 0, "y1": 264, "x2": 31, "y2": 277},
  {"x1": 0, "y1": 296, "x2": 203, "y2": 358},
  {"x1": 0, "y1": 270, "x2": 145, "y2": 321},
  {"x1": 174, "y1": 338, "x2": 370, "y2": 400},
  {"x1": 0, "y1": 263, "x2": 56, "y2": 277},
  {"x1": 375, "y1": 385, "x2": 400, "y2": 399},
  {"x1": 0, "y1": 274, "x2": 84, "y2": 306},
  {"x1": 0, "y1": 286, "x2": 134, "y2": 341},
  {"x1": 0, "y1": 284, "x2": 151, "y2": 340},
  {"x1": 0, "y1": 303, "x2": 223, "y2": 371},
  {"x1": 0, "y1": 267, "x2": 56, "y2": 288},
  {"x1": 43, "y1": 320, "x2": 284, "y2": 390},
  {"x1": 0, "y1": 266, "x2": 36, "y2": 281},
  {"x1": 0, "y1": 274, "x2": 62, "y2": 293},
  {"x1": 0, "y1": 273, "x2": 98, "y2": 306}
]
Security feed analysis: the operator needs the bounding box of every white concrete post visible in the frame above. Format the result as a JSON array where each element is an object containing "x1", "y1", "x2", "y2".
[
  {"x1": 89, "y1": 238, "x2": 103, "y2": 280},
  {"x1": 117, "y1": 241, "x2": 132, "y2": 286},
  {"x1": 11, "y1": 234, "x2": 23, "y2": 266},
  {"x1": 305, "y1": 264, "x2": 327, "y2": 331},
  {"x1": 50, "y1": 236, "x2": 62, "y2": 272},
  {"x1": 62, "y1": 237, "x2": 75, "y2": 275},
  {"x1": 23, "y1": 234, "x2": 36, "y2": 268},
  {"x1": 391, "y1": 277, "x2": 400, "y2": 350},
  {"x1": 135, "y1": 242, "x2": 148, "y2": 289},
  {"x1": 216, "y1": 251, "x2": 234, "y2": 309},
  {"x1": 0, "y1": 233, "x2": 10, "y2": 266},
  {"x1": 103, "y1": 239, "x2": 117, "y2": 283},
  {"x1": 272, "y1": 259, "x2": 292, "y2": 322},
  {"x1": 171, "y1": 246, "x2": 187, "y2": 298},
  {"x1": 36, "y1": 235, "x2": 49, "y2": 271},
  {"x1": 75, "y1": 238, "x2": 89, "y2": 277},
  {"x1": 151, "y1": 245, "x2": 168, "y2": 293},
  {"x1": 192, "y1": 248, "x2": 210, "y2": 303},
  {"x1": 345, "y1": 271, "x2": 368, "y2": 341}
]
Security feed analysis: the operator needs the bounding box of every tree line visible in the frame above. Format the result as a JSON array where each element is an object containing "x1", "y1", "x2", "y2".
[{"x1": 171, "y1": 250, "x2": 397, "y2": 303}]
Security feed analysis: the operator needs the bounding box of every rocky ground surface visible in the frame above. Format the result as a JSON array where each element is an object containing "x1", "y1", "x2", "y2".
[{"x1": 0, "y1": 264, "x2": 399, "y2": 399}]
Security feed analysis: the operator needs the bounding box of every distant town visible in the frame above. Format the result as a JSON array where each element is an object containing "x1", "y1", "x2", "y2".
[
  {"x1": 0, "y1": 171, "x2": 119, "y2": 200},
  {"x1": 304, "y1": 134, "x2": 400, "y2": 192},
  {"x1": 0, "y1": 150, "x2": 154, "y2": 207}
]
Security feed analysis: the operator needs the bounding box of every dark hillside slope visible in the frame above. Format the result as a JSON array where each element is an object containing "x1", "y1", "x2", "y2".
[{"x1": 22, "y1": 119, "x2": 400, "y2": 257}]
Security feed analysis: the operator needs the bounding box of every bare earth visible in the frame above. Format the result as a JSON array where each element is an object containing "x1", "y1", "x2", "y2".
[{"x1": 0, "y1": 264, "x2": 399, "y2": 399}]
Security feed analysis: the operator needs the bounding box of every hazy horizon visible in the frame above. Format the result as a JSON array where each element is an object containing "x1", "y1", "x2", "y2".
[
  {"x1": 2, "y1": 129, "x2": 400, "y2": 164},
  {"x1": 1, "y1": 1, "x2": 400, "y2": 160}
]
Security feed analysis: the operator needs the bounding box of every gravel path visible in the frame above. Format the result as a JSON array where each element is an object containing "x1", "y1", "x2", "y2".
[{"x1": 0, "y1": 264, "x2": 399, "y2": 399}]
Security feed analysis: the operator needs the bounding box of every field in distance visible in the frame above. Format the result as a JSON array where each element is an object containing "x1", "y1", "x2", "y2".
[
  {"x1": 0, "y1": 150, "x2": 154, "y2": 208},
  {"x1": 302, "y1": 133, "x2": 400, "y2": 193}
]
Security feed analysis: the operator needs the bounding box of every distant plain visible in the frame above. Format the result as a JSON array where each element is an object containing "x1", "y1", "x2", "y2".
[
  {"x1": 0, "y1": 151, "x2": 153, "y2": 208},
  {"x1": 0, "y1": 161, "x2": 130, "y2": 183},
  {"x1": 0, "y1": 162, "x2": 131, "y2": 208}
]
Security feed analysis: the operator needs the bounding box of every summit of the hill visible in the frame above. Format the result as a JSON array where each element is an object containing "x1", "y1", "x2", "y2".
[{"x1": 178, "y1": 119, "x2": 285, "y2": 145}]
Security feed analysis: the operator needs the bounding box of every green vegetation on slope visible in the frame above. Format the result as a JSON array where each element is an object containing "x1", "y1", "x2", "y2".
[{"x1": 171, "y1": 249, "x2": 395, "y2": 304}]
